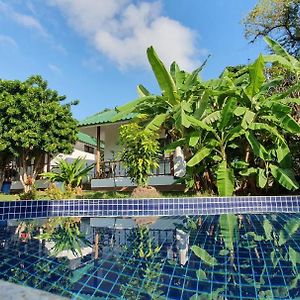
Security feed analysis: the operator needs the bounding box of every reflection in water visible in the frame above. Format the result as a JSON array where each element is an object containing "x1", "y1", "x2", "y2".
[{"x1": 0, "y1": 214, "x2": 299, "y2": 299}]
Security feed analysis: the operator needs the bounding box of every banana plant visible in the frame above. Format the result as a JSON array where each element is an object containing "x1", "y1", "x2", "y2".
[
  {"x1": 113, "y1": 46, "x2": 209, "y2": 137},
  {"x1": 114, "y1": 39, "x2": 300, "y2": 195},
  {"x1": 186, "y1": 42, "x2": 300, "y2": 194}
]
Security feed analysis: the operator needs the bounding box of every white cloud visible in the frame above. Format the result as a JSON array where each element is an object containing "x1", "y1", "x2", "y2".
[
  {"x1": 48, "y1": 0, "x2": 202, "y2": 70},
  {"x1": 0, "y1": 1, "x2": 48, "y2": 37},
  {"x1": 49, "y1": 64, "x2": 62, "y2": 75},
  {"x1": 0, "y1": 34, "x2": 18, "y2": 48}
]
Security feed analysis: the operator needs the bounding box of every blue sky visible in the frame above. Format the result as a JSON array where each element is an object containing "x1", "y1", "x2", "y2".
[{"x1": 0, "y1": 0, "x2": 265, "y2": 121}]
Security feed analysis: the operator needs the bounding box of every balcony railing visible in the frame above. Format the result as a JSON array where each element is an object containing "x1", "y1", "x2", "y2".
[{"x1": 95, "y1": 157, "x2": 174, "y2": 179}]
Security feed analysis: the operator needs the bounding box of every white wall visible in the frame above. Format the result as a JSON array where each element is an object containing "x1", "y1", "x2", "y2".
[
  {"x1": 91, "y1": 175, "x2": 175, "y2": 189},
  {"x1": 102, "y1": 124, "x2": 121, "y2": 160},
  {"x1": 51, "y1": 141, "x2": 95, "y2": 165}
]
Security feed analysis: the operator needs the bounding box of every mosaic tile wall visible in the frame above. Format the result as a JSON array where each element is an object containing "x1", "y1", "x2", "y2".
[{"x1": 0, "y1": 196, "x2": 300, "y2": 220}]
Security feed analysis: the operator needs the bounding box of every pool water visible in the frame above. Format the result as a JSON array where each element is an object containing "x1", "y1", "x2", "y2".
[{"x1": 0, "y1": 214, "x2": 300, "y2": 299}]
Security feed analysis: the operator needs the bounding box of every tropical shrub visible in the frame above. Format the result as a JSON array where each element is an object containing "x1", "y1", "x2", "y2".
[
  {"x1": 36, "y1": 217, "x2": 90, "y2": 257},
  {"x1": 19, "y1": 187, "x2": 37, "y2": 200},
  {"x1": 41, "y1": 157, "x2": 94, "y2": 192},
  {"x1": 119, "y1": 123, "x2": 160, "y2": 186}
]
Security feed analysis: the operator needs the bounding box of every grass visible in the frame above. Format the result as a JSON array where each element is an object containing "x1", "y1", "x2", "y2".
[
  {"x1": 0, "y1": 193, "x2": 19, "y2": 201},
  {"x1": 0, "y1": 189, "x2": 202, "y2": 201}
]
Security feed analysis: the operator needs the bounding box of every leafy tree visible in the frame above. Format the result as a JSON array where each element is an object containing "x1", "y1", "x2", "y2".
[
  {"x1": 243, "y1": 0, "x2": 300, "y2": 56},
  {"x1": 0, "y1": 75, "x2": 78, "y2": 191},
  {"x1": 41, "y1": 157, "x2": 95, "y2": 192},
  {"x1": 119, "y1": 123, "x2": 160, "y2": 187}
]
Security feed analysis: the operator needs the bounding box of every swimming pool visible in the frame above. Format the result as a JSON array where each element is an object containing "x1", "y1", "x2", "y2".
[{"x1": 0, "y1": 214, "x2": 299, "y2": 299}]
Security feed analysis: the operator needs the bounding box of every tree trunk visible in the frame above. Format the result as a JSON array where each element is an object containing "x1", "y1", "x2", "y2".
[{"x1": 19, "y1": 151, "x2": 40, "y2": 193}]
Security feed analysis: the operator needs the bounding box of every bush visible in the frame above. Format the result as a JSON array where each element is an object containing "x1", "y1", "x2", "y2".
[
  {"x1": 45, "y1": 183, "x2": 74, "y2": 200},
  {"x1": 119, "y1": 123, "x2": 160, "y2": 186},
  {"x1": 19, "y1": 188, "x2": 37, "y2": 200}
]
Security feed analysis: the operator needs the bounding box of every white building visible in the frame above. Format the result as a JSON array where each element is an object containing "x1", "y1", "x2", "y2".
[{"x1": 79, "y1": 108, "x2": 184, "y2": 191}]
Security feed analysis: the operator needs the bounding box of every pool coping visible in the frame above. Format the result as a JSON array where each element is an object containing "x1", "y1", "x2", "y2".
[
  {"x1": 0, "y1": 195, "x2": 300, "y2": 220},
  {"x1": 0, "y1": 280, "x2": 68, "y2": 300}
]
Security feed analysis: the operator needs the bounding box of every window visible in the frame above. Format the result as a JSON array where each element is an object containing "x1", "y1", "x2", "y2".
[{"x1": 84, "y1": 145, "x2": 95, "y2": 154}]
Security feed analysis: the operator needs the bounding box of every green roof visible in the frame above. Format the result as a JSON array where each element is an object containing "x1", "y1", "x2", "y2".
[
  {"x1": 79, "y1": 109, "x2": 134, "y2": 127},
  {"x1": 77, "y1": 132, "x2": 100, "y2": 147}
]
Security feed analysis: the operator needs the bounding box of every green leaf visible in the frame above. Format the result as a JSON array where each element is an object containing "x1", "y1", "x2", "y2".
[
  {"x1": 187, "y1": 147, "x2": 212, "y2": 167},
  {"x1": 239, "y1": 167, "x2": 258, "y2": 176},
  {"x1": 219, "y1": 97, "x2": 237, "y2": 130},
  {"x1": 246, "y1": 54, "x2": 265, "y2": 97},
  {"x1": 189, "y1": 132, "x2": 200, "y2": 147},
  {"x1": 163, "y1": 138, "x2": 186, "y2": 153},
  {"x1": 263, "y1": 219, "x2": 273, "y2": 241},
  {"x1": 284, "y1": 218, "x2": 300, "y2": 236},
  {"x1": 257, "y1": 168, "x2": 267, "y2": 189},
  {"x1": 270, "y1": 164, "x2": 299, "y2": 190},
  {"x1": 241, "y1": 110, "x2": 255, "y2": 129},
  {"x1": 219, "y1": 249, "x2": 229, "y2": 256},
  {"x1": 183, "y1": 55, "x2": 210, "y2": 90},
  {"x1": 249, "y1": 123, "x2": 285, "y2": 142},
  {"x1": 112, "y1": 96, "x2": 155, "y2": 122},
  {"x1": 219, "y1": 214, "x2": 238, "y2": 251},
  {"x1": 173, "y1": 101, "x2": 193, "y2": 128},
  {"x1": 145, "y1": 113, "x2": 167, "y2": 131},
  {"x1": 216, "y1": 161, "x2": 234, "y2": 196},
  {"x1": 279, "y1": 218, "x2": 300, "y2": 246},
  {"x1": 202, "y1": 111, "x2": 221, "y2": 124},
  {"x1": 246, "y1": 231, "x2": 264, "y2": 241},
  {"x1": 226, "y1": 125, "x2": 245, "y2": 142},
  {"x1": 234, "y1": 107, "x2": 247, "y2": 116},
  {"x1": 270, "y1": 250, "x2": 279, "y2": 268},
  {"x1": 170, "y1": 62, "x2": 185, "y2": 89},
  {"x1": 137, "y1": 84, "x2": 151, "y2": 97},
  {"x1": 194, "y1": 91, "x2": 210, "y2": 119},
  {"x1": 264, "y1": 36, "x2": 300, "y2": 72},
  {"x1": 277, "y1": 114, "x2": 300, "y2": 134},
  {"x1": 245, "y1": 132, "x2": 270, "y2": 161},
  {"x1": 196, "y1": 269, "x2": 207, "y2": 280},
  {"x1": 147, "y1": 46, "x2": 177, "y2": 105},
  {"x1": 276, "y1": 141, "x2": 292, "y2": 169},
  {"x1": 186, "y1": 115, "x2": 216, "y2": 132},
  {"x1": 231, "y1": 160, "x2": 249, "y2": 169},
  {"x1": 289, "y1": 246, "x2": 300, "y2": 269},
  {"x1": 191, "y1": 245, "x2": 218, "y2": 266}
]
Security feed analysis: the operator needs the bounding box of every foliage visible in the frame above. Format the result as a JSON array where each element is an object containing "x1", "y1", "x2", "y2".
[
  {"x1": 119, "y1": 123, "x2": 160, "y2": 186},
  {"x1": 45, "y1": 183, "x2": 74, "y2": 200},
  {"x1": 114, "y1": 39, "x2": 300, "y2": 195},
  {"x1": 41, "y1": 157, "x2": 94, "y2": 192},
  {"x1": 35, "y1": 217, "x2": 90, "y2": 257},
  {"x1": 19, "y1": 187, "x2": 37, "y2": 200},
  {"x1": 0, "y1": 75, "x2": 78, "y2": 191},
  {"x1": 187, "y1": 214, "x2": 300, "y2": 299},
  {"x1": 120, "y1": 226, "x2": 164, "y2": 300},
  {"x1": 243, "y1": 0, "x2": 300, "y2": 56}
]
